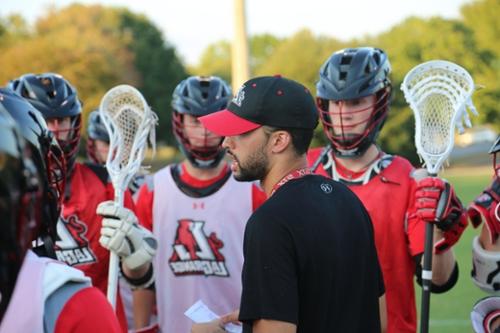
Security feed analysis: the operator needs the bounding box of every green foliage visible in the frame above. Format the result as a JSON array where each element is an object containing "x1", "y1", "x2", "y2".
[
  {"x1": 191, "y1": 40, "x2": 232, "y2": 81},
  {"x1": 191, "y1": 33, "x2": 283, "y2": 84},
  {"x1": 254, "y1": 29, "x2": 345, "y2": 93},
  {"x1": 0, "y1": 4, "x2": 186, "y2": 145},
  {"x1": 1, "y1": 0, "x2": 497, "y2": 158},
  {"x1": 117, "y1": 10, "x2": 188, "y2": 144}
]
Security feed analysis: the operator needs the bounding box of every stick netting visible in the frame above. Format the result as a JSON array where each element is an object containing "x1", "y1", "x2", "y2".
[{"x1": 401, "y1": 60, "x2": 476, "y2": 174}]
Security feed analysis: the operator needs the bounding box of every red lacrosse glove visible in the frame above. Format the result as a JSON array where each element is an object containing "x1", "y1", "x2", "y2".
[
  {"x1": 468, "y1": 177, "x2": 500, "y2": 244},
  {"x1": 415, "y1": 177, "x2": 468, "y2": 254}
]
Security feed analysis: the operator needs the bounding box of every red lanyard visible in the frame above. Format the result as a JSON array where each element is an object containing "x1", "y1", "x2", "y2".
[{"x1": 270, "y1": 168, "x2": 312, "y2": 196}]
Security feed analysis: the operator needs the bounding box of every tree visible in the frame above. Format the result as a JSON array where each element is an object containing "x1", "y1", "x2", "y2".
[
  {"x1": 191, "y1": 33, "x2": 284, "y2": 85},
  {"x1": 461, "y1": 0, "x2": 500, "y2": 129},
  {"x1": 365, "y1": 16, "x2": 495, "y2": 162},
  {"x1": 0, "y1": 4, "x2": 187, "y2": 145},
  {"x1": 117, "y1": 9, "x2": 188, "y2": 144}
]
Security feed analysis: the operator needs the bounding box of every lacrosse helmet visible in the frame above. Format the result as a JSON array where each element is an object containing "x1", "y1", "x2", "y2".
[
  {"x1": 317, "y1": 47, "x2": 392, "y2": 157},
  {"x1": 490, "y1": 135, "x2": 500, "y2": 177},
  {"x1": 0, "y1": 88, "x2": 65, "y2": 241},
  {"x1": 172, "y1": 76, "x2": 231, "y2": 168},
  {"x1": 9, "y1": 73, "x2": 82, "y2": 177},
  {"x1": 86, "y1": 110, "x2": 109, "y2": 164},
  {"x1": 0, "y1": 92, "x2": 48, "y2": 321}
]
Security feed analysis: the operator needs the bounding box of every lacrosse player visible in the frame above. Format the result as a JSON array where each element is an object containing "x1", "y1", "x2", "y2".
[
  {"x1": 9, "y1": 73, "x2": 157, "y2": 333},
  {"x1": 0, "y1": 89, "x2": 122, "y2": 333},
  {"x1": 308, "y1": 47, "x2": 468, "y2": 333},
  {"x1": 86, "y1": 109, "x2": 146, "y2": 197},
  {"x1": 133, "y1": 76, "x2": 266, "y2": 333},
  {"x1": 468, "y1": 136, "x2": 500, "y2": 333}
]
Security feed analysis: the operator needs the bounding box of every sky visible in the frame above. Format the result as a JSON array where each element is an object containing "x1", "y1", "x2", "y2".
[{"x1": 2, "y1": 0, "x2": 473, "y2": 65}]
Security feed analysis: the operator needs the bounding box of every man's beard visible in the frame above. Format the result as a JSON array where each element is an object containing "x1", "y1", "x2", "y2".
[{"x1": 232, "y1": 146, "x2": 269, "y2": 182}]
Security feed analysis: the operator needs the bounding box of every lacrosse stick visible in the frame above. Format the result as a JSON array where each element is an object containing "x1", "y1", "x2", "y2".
[
  {"x1": 401, "y1": 60, "x2": 477, "y2": 333},
  {"x1": 310, "y1": 145, "x2": 332, "y2": 172},
  {"x1": 99, "y1": 84, "x2": 157, "y2": 307}
]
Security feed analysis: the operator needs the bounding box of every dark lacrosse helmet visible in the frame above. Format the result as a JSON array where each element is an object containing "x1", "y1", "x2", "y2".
[
  {"x1": 86, "y1": 109, "x2": 109, "y2": 164},
  {"x1": 317, "y1": 47, "x2": 392, "y2": 157},
  {"x1": 171, "y1": 76, "x2": 231, "y2": 168},
  {"x1": 0, "y1": 88, "x2": 65, "y2": 248},
  {"x1": 9, "y1": 73, "x2": 82, "y2": 177},
  {"x1": 0, "y1": 91, "x2": 49, "y2": 321},
  {"x1": 490, "y1": 135, "x2": 500, "y2": 177}
]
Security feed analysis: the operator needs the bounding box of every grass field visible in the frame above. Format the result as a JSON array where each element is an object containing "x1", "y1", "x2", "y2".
[{"x1": 416, "y1": 166, "x2": 494, "y2": 332}]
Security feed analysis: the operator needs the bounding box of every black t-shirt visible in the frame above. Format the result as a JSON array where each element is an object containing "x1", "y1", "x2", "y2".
[{"x1": 239, "y1": 175, "x2": 384, "y2": 333}]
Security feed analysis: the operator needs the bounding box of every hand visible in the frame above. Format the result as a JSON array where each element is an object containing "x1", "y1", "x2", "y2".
[
  {"x1": 97, "y1": 201, "x2": 157, "y2": 270},
  {"x1": 191, "y1": 319, "x2": 226, "y2": 333},
  {"x1": 468, "y1": 177, "x2": 500, "y2": 244},
  {"x1": 220, "y1": 309, "x2": 240, "y2": 325},
  {"x1": 414, "y1": 176, "x2": 468, "y2": 253}
]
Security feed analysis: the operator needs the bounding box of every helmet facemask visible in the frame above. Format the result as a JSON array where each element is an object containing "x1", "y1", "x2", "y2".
[
  {"x1": 86, "y1": 110, "x2": 110, "y2": 165},
  {"x1": 48, "y1": 114, "x2": 81, "y2": 179},
  {"x1": 172, "y1": 112, "x2": 225, "y2": 169},
  {"x1": 170, "y1": 76, "x2": 231, "y2": 169},
  {"x1": 489, "y1": 136, "x2": 500, "y2": 179},
  {"x1": 318, "y1": 87, "x2": 391, "y2": 157},
  {"x1": 44, "y1": 135, "x2": 66, "y2": 224}
]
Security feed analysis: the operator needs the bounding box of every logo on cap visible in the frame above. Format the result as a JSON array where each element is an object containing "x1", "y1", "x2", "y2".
[{"x1": 232, "y1": 84, "x2": 246, "y2": 107}]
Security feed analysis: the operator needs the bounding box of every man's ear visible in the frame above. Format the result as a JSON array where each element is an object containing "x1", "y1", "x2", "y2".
[{"x1": 270, "y1": 130, "x2": 291, "y2": 154}]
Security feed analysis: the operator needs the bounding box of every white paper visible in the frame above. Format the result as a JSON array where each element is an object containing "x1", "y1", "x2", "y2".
[{"x1": 184, "y1": 300, "x2": 242, "y2": 333}]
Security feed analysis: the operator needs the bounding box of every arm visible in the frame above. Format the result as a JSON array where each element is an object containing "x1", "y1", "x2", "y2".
[
  {"x1": 133, "y1": 288, "x2": 155, "y2": 329},
  {"x1": 428, "y1": 229, "x2": 457, "y2": 285},
  {"x1": 252, "y1": 319, "x2": 296, "y2": 333},
  {"x1": 379, "y1": 294, "x2": 387, "y2": 333},
  {"x1": 468, "y1": 177, "x2": 500, "y2": 292},
  {"x1": 413, "y1": 175, "x2": 467, "y2": 287}
]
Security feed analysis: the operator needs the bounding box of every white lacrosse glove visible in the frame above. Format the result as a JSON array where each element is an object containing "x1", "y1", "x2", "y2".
[{"x1": 97, "y1": 201, "x2": 157, "y2": 270}]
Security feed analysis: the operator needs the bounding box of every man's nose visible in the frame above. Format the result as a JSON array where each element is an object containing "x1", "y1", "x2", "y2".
[{"x1": 222, "y1": 136, "x2": 232, "y2": 149}]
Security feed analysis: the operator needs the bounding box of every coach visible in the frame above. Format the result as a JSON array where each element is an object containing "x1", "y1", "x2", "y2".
[{"x1": 199, "y1": 75, "x2": 384, "y2": 333}]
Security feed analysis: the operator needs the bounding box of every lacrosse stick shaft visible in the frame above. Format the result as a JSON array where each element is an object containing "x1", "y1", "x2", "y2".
[
  {"x1": 310, "y1": 145, "x2": 332, "y2": 172},
  {"x1": 100, "y1": 85, "x2": 156, "y2": 309},
  {"x1": 107, "y1": 189, "x2": 125, "y2": 308},
  {"x1": 420, "y1": 220, "x2": 434, "y2": 333}
]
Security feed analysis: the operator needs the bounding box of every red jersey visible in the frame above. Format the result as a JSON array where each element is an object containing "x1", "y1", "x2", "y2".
[
  {"x1": 54, "y1": 162, "x2": 134, "y2": 332},
  {"x1": 308, "y1": 147, "x2": 425, "y2": 333}
]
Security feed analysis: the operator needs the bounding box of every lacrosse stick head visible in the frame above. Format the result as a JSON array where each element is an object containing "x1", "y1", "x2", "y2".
[
  {"x1": 99, "y1": 85, "x2": 157, "y2": 202},
  {"x1": 401, "y1": 60, "x2": 476, "y2": 174}
]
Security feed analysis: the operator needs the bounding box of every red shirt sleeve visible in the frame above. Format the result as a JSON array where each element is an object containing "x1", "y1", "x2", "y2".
[
  {"x1": 54, "y1": 287, "x2": 122, "y2": 333},
  {"x1": 135, "y1": 182, "x2": 154, "y2": 231},
  {"x1": 251, "y1": 183, "x2": 267, "y2": 211}
]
